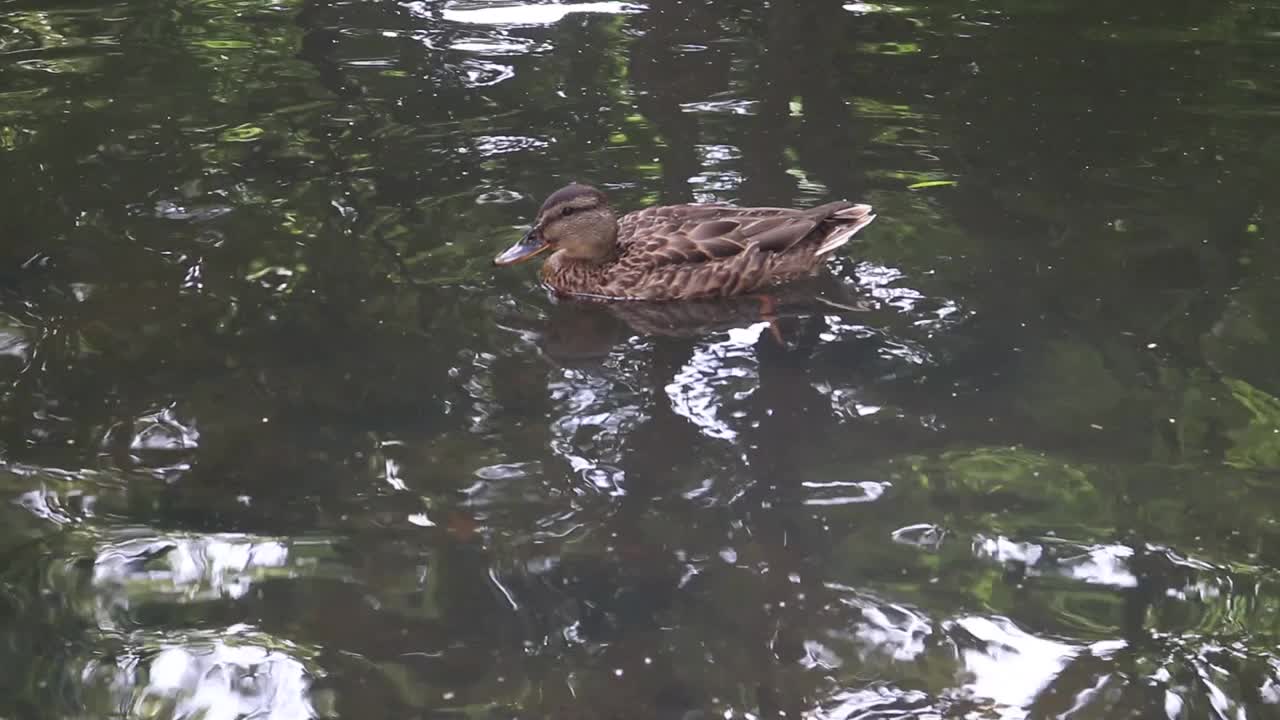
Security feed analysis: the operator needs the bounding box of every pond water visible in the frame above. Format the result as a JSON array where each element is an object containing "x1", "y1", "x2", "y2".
[{"x1": 4, "y1": 0, "x2": 1280, "y2": 717}]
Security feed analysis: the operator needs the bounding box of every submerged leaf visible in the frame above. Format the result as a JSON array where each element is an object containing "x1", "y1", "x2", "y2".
[
  {"x1": 220, "y1": 124, "x2": 264, "y2": 142},
  {"x1": 907, "y1": 180, "x2": 958, "y2": 190}
]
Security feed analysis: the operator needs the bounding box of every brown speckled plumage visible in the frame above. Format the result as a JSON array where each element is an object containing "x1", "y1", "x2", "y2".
[{"x1": 494, "y1": 184, "x2": 875, "y2": 301}]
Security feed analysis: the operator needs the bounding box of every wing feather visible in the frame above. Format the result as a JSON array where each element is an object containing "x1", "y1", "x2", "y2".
[
  {"x1": 609, "y1": 201, "x2": 870, "y2": 299},
  {"x1": 628, "y1": 206, "x2": 822, "y2": 269}
]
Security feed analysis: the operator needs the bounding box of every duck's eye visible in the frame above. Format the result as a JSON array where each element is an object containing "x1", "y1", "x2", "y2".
[{"x1": 561, "y1": 207, "x2": 575, "y2": 217}]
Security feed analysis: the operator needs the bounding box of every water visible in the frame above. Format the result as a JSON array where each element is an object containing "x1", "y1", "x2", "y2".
[{"x1": 3, "y1": 0, "x2": 1280, "y2": 717}]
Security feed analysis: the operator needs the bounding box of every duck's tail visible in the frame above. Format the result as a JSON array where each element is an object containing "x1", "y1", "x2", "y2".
[{"x1": 815, "y1": 204, "x2": 876, "y2": 256}]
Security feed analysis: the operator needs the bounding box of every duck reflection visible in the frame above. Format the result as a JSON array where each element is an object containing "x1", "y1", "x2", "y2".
[
  {"x1": 501, "y1": 279, "x2": 876, "y2": 367},
  {"x1": 483, "y1": 266, "x2": 965, "y2": 545}
]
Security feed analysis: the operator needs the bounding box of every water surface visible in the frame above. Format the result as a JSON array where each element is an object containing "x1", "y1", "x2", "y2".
[{"x1": 3, "y1": 0, "x2": 1280, "y2": 717}]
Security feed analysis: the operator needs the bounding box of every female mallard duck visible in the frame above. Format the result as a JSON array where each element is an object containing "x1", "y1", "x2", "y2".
[{"x1": 494, "y1": 184, "x2": 875, "y2": 301}]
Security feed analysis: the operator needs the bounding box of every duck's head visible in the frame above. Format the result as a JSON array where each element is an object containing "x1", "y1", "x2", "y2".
[{"x1": 494, "y1": 183, "x2": 619, "y2": 266}]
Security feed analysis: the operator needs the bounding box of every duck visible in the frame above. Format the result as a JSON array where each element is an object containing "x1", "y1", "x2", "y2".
[{"x1": 494, "y1": 184, "x2": 875, "y2": 301}]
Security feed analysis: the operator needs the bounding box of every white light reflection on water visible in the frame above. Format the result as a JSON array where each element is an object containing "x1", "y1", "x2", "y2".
[
  {"x1": 812, "y1": 379, "x2": 888, "y2": 420},
  {"x1": 679, "y1": 98, "x2": 758, "y2": 115},
  {"x1": 448, "y1": 36, "x2": 544, "y2": 54},
  {"x1": 93, "y1": 534, "x2": 291, "y2": 600},
  {"x1": 128, "y1": 406, "x2": 200, "y2": 452},
  {"x1": 421, "y1": 1, "x2": 644, "y2": 27},
  {"x1": 821, "y1": 585, "x2": 1089, "y2": 717},
  {"x1": 84, "y1": 635, "x2": 324, "y2": 720},
  {"x1": 80, "y1": 532, "x2": 333, "y2": 633},
  {"x1": 472, "y1": 134, "x2": 551, "y2": 155},
  {"x1": 801, "y1": 479, "x2": 890, "y2": 506},
  {"x1": 952, "y1": 615, "x2": 1079, "y2": 714},
  {"x1": 457, "y1": 58, "x2": 515, "y2": 86},
  {"x1": 853, "y1": 261, "x2": 963, "y2": 325},
  {"x1": 665, "y1": 323, "x2": 765, "y2": 441},
  {"x1": 1057, "y1": 544, "x2": 1139, "y2": 588},
  {"x1": 689, "y1": 143, "x2": 744, "y2": 200},
  {"x1": 842, "y1": 2, "x2": 911, "y2": 14},
  {"x1": 688, "y1": 169, "x2": 744, "y2": 200},
  {"x1": 548, "y1": 367, "x2": 646, "y2": 495},
  {"x1": 974, "y1": 535, "x2": 1139, "y2": 588},
  {"x1": 816, "y1": 686, "x2": 933, "y2": 719},
  {"x1": 0, "y1": 318, "x2": 31, "y2": 361},
  {"x1": 849, "y1": 597, "x2": 933, "y2": 662}
]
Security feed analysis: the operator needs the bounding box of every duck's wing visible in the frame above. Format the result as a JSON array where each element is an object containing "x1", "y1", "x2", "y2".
[
  {"x1": 597, "y1": 202, "x2": 872, "y2": 300},
  {"x1": 618, "y1": 202, "x2": 857, "y2": 267}
]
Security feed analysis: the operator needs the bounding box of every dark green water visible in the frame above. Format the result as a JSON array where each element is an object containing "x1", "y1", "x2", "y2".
[{"x1": 4, "y1": 0, "x2": 1280, "y2": 717}]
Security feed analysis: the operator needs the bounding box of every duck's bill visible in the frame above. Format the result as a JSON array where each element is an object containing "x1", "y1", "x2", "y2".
[{"x1": 494, "y1": 229, "x2": 551, "y2": 266}]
